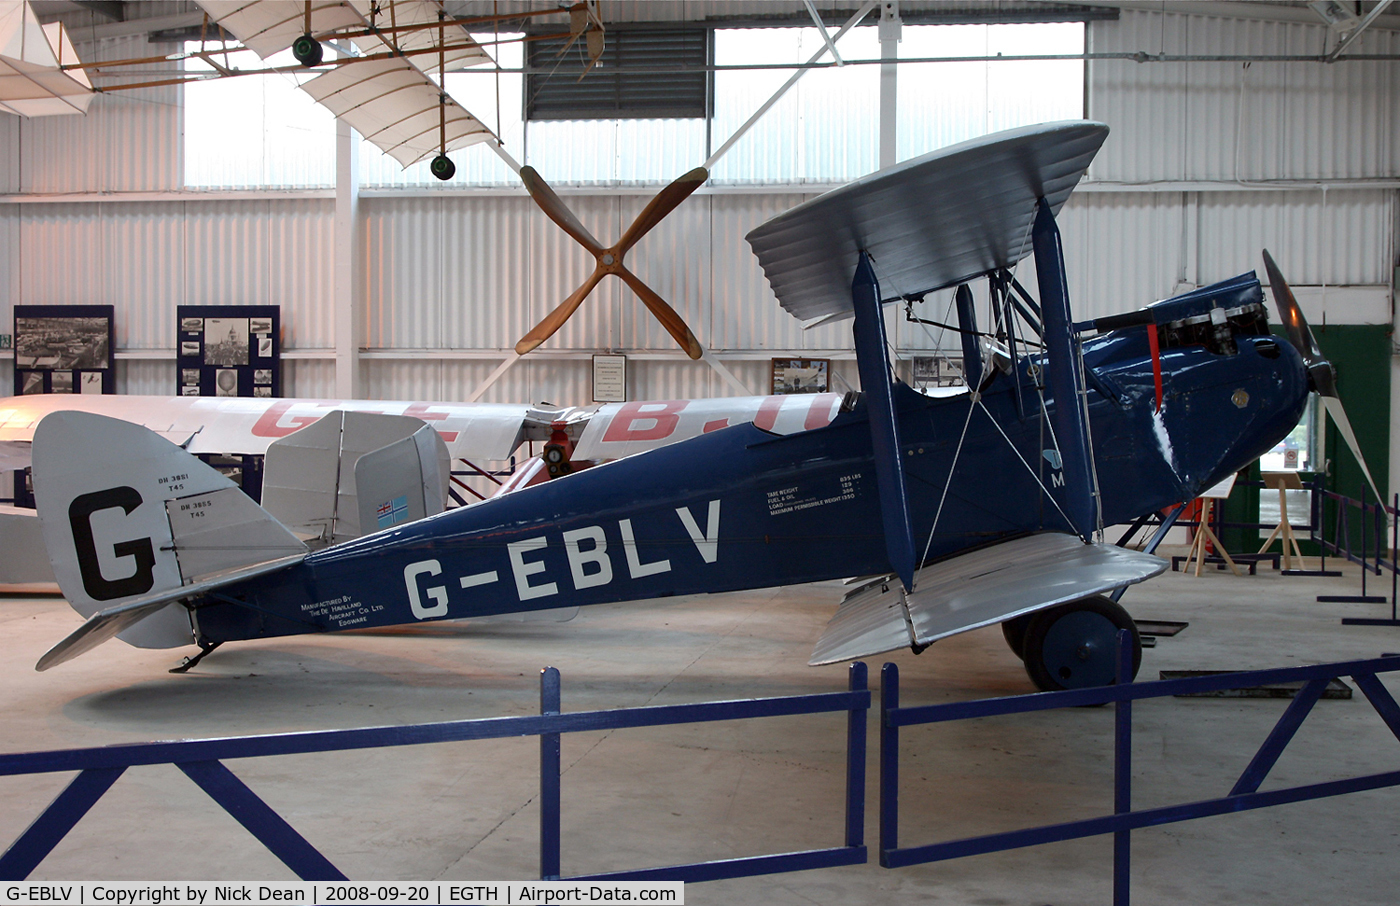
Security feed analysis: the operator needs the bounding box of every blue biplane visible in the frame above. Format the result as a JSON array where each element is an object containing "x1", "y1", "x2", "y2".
[{"x1": 29, "y1": 122, "x2": 1344, "y2": 690}]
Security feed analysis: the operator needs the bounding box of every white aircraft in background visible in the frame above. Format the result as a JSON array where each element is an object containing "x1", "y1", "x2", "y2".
[{"x1": 0, "y1": 389, "x2": 846, "y2": 587}]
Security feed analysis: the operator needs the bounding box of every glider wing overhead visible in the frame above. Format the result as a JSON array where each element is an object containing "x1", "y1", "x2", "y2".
[
  {"x1": 195, "y1": 0, "x2": 497, "y2": 167},
  {"x1": 0, "y1": 2, "x2": 94, "y2": 117},
  {"x1": 745, "y1": 121, "x2": 1109, "y2": 323},
  {"x1": 809, "y1": 533, "x2": 1167, "y2": 666}
]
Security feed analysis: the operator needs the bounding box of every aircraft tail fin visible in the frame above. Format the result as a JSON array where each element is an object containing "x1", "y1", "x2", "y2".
[
  {"x1": 262, "y1": 410, "x2": 449, "y2": 547},
  {"x1": 31, "y1": 411, "x2": 306, "y2": 665}
]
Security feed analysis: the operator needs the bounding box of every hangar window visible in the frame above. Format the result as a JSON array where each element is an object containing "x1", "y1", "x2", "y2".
[
  {"x1": 896, "y1": 22, "x2": 1085, "y2": 161},
  {"x1": 184, "y1": 21, "x2": 1084, "y2": 189},
  {"x1": 184, "y1": 42, "x2": 336, "y2": 189},
  {"x1": 521, "y1": 24, "x2": 707, "y2": 184},
  {"x1": 710, "y1": 22, "x2": 1084, "y2": 184},
  {"x1": 525, "y1": 26, "x2": 708, "y2": 121}
]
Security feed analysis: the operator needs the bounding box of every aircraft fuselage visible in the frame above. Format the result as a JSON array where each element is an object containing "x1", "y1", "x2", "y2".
[{"x1": 192, "y1": 289, "x2": 1309, "y2": 647}]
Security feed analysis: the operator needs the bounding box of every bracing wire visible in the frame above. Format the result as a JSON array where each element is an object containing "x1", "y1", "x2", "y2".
[
  {"x1": 916, "y1": 392, "x2": 978, "y2": 578},
  {"x1": 978, "y1": 396, "x2": 1078, "y2": 529}
]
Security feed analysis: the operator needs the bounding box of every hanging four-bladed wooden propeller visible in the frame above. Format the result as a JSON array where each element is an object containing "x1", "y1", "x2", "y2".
[{"x1": 516, "y1": 165, "x2": 708, "y2": 360}]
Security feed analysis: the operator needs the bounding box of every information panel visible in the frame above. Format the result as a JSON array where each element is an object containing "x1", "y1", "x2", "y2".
[
  {"x1": 12, "y1": 304, "x2": 114, "y2": 396},
  {"x1": 176, "y1": 305, "x2": 281, "y2": 398}
]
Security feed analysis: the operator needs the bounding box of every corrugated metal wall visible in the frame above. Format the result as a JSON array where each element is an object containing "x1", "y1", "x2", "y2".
[
  {"x1": 17, "y1": 35, "x2": 181, "y2": 193},
  {"x1": 9, "y1": 200, "x2": 333, "y2": 349},
  {"x1": 0, "y1": 8, "x2": 1395, "y2": 412}
]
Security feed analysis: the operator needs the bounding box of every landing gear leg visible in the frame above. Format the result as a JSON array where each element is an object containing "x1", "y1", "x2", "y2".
[
  {"x1": 1021, "y1": 595, "x2": 1141, "y2": 692},
  {"x1": 169, "y1": 640, "x2": 222, "y2": 674}
]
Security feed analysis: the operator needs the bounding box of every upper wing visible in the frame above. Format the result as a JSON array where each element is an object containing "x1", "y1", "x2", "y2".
[
  {"x1": 809, "y1": 532, "x2": 1166, "y2": 666},
  {"x1": 0, "y1": 395, "x2": 542, "y2": 466},
  {"x1": 195, "y1": 0, "x2": 497, "y2": 167},
  {"x1": 745, "y1": 121, "x2": 1109, "y2": 324}
]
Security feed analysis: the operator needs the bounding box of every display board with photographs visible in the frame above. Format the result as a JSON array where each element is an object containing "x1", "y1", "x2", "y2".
[
  {"x1": 175, "y1": 306, "x2": 280, "y2": 398},
  {"x1": 910, "y1": 355, "x2": 966, "y2": 390},
  {"x1": 12, "y1": 305, "x2": 115, "y2": 396},
  {"x1": 770, "y1": 358, "x2": 830, "y2": 395}
]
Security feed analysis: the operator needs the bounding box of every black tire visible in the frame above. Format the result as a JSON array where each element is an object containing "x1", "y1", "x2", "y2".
[
  {"x1": 292, "y1": 34, "x2": 323, "y2": 67},
  {"x1": 1001, "y1": 614, "x2": 1032, "y2": 660},
  {"x1": 430, "y1": 154, "x2": 456, "y2": 181},
  {"x1": 1022, "y1": 595, "x2": 1141, "y2": 692}
]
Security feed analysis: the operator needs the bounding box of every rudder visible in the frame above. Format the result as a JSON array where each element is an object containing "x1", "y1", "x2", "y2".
[{"x1": 32, "y1": 410, "x2": 305, "y2": 650}]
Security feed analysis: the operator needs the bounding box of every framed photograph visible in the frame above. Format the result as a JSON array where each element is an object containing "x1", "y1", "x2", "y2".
[
  {"x1": 771, "y1": 358, "x2": 829, "y2": 395},
  {"x1": 592, "y1": 354, "x2": 627, "y2": 403},
  {"x1": 80, "y1": 372, "x2": 104, "y2": 394},
  {"x1": 177, "y1": 305, "x2": 279, "y2": 399},
  {"x1": 15, "y1": 315, "x2": 110, "y2": 370},
  {"x1": 0, "y1": 333, "x2": 11, "y2": 350},
  {"x1": 204, "y1": 318, "x2": 249, "y2": 366},
  {"x1": 13, "y1": 305, "x2": 115, "y2": 396},
  {"x1": 215, "y1": 369, "x2": 239, "y2": 397},
  {"x1": 910, "y1": 355, "x2": 964, "y2": 389}
]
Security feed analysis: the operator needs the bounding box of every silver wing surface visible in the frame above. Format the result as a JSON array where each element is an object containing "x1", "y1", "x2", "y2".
[
  {"x1": 809, "y1": 532, "x2": 1166, "y2": 666},
  {"x1": 746, "y1": 121, "x2": 1108, "y2": 323}
]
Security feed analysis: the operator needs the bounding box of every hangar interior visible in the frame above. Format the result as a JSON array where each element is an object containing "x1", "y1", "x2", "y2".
[
  {"x1": 1, "y1": 0, "x2": 1396, "y2": 505},
  {"x1": 1, "y1": 1, "x2": 1400, "y2": 901}
]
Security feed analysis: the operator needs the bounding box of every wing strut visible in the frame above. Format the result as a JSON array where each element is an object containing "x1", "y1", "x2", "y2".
[
  {"x1": 1032, "y1": 197, "x2": 1096, "y2": 541},
  {"x1": 851, "y1": 252, "x2": 917, "y2": 591}
]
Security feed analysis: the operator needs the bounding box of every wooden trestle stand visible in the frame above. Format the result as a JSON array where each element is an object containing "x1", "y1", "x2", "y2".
[
  {"x1": 1258, "y1": 470, "x2": 1306, "y2": 570},
  {"x1": 1184, "y1": 474, "x2": 1241, "y2": 577}
]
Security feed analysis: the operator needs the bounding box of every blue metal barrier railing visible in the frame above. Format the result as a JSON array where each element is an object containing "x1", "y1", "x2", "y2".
[
  {"x1": 1320, "y1": 490, "x2": 1400, "y2": 624},
  {"x1": 880, "y1": 639, "x2": 1400, "y2": 906},
  {"x1": 0, "y1": 664, "x2": 869, "y2": 883}
]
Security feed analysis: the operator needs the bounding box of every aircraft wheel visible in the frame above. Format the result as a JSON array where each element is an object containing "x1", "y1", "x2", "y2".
[
  {"x1": 1001, "y1": 615, "x2": 1032, "y2": 660},
  {"x1": 1022, "y1": 595, "x2": 1141, "y2": 692},
  {"x1": 430, "y1": 154, "x2": 456, "y2": 181},
  {"x1": 292, "y1": 34, "x2": 323, "y2": 67}
]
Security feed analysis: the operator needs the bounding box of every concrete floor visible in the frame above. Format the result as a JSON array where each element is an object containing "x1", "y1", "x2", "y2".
[{"x1": 2, "y1": 546, "x2": 1399, "y2": 904}]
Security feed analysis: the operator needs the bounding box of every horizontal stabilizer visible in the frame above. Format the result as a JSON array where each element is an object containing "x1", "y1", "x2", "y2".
[
  {"x1": 746, "y1": 121, "x2": 1108, "y2": 323},
  {"x1": 809, "y1": 533, "x2": 1166, "y2": 666},
  {"x1": 36, "y1": 554, "x2": 306, "y2": 671}
]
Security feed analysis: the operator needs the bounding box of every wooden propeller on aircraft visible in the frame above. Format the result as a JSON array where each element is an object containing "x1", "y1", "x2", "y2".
[
  {"x1": 516, "y1": 166, "x2": 708, "y2": 360},
  {"x1": 1261, "y1": 249, "x2": 1381, "y2": 501}
]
